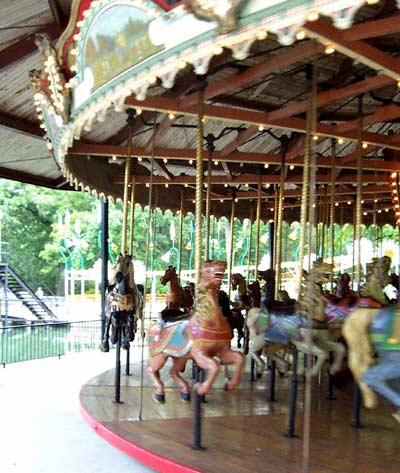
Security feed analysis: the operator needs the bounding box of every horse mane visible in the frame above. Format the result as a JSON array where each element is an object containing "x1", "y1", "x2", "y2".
[
  {"x1": 193, "y1": 280, "x2": 218, "y2": 324},
  {"x1": 361, "y1": 256, "x2": 391, "y2": 305}
]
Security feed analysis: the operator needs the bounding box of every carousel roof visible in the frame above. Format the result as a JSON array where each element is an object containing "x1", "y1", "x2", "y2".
[{"x1": 1, "y1": 0, "x2": 400, "y2": 224}]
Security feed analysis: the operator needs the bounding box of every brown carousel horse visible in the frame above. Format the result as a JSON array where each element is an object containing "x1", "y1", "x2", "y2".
[
  {"x1": 147, "y1": 260, "x2": 245, "y2": 403},
  {"x1": 102, "y1": 253, "x2": 143, "y2": 351},
  {"x1": 160, "y1": 265, "x2": 193, "y2": 313},
  {"x1": 229, "y1": 273, "x2": 250, "y2": 347}
]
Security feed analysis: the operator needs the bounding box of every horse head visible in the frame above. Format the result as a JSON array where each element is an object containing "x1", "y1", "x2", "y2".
[
  {"x1": 160, "y1": 265, "x2": 176, "y2": 286},
  {"x1": 201, "y1": 260, "x2": 226, "y2": 291},
  {"x1": 231, "y1": 273, "x2": 242, "y2": 290},
  {"x1": 110, "y1": 253, "x2": 135, "y2": 291}
]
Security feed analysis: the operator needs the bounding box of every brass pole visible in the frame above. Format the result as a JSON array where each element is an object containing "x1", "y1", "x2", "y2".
[
  {"x1": 139, "y1": 121, "x2": 156, "y2": 422},
  {"x1": 302, "y1": 61, "x2": 318, "y2": 473},
  {"x1": 355, "y1": 96, "x2": 363, "y2": 290},
  {"x1": 247, "y1": 202, "x2": 255, "y2": 281},
  {"x1": 330, "y1": 139, "x2": 336, "y2": 270},
  {"x1": 339, "y1": 205, "x2": 344, "y2": 273},
  {"x1": 297, "y1": 94, "x2": 312, "y2": 296},
  {"x1": 275, "y1": 138, "x2": 287, "y2": 297},
  {"x1": 254, "y1": 175, "x2": 262, "y2": 279},
  {"x1": 372, "y1": 171, "x2": 377, "y2": 257},
  {"x1": 228, "y1": 195, "x2": 236, "y2": 300},
  {"x1": 129, "y1": 177, "x2": 136, "y2": 256},
  {"x1": 204, "y1": 135, "x2": 214, "y2": 260},
  {"x1": 273, "y1": 187, "x2": 278, "y2": 272},
  {"x1": 121, "y1": 109, "x2": 135, "y2": 253},
  {"x1": 194, "y1": 86, "x2": 204, "y2": 290},
  {"x1": 178, "y1": 189, "x2": 184, "y2": 281}
]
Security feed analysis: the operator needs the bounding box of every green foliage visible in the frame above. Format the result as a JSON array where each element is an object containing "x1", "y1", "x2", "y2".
[{"x1": 0, "y1": 179, "x2": 398, "y2": 296}]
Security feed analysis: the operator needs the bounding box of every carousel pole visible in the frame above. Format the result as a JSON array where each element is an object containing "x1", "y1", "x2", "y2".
[
  {"x1": 100, "y1": 197, "x2": 108, "y2": 345},
  {"x1": 254, "y1": 175, "x2": 262, "y2": 279},
  {"x1": 114, "y1": 108, "x2": 136, "y2": 404},
  {"x1": 339, "y1": 205, "x2": 344, "y2": 273},
  {"x1": 129, "y1": 178, "x2": 136, "y2": 256},
  {"x1": 273, "y1": 187, "x2": 278, "y2": 274},
  {"x1": 193, "y1": 82, "x2": 205, "y2": 451},
  {"x1": 330, "y1": 139, "x2": 336, "y2": 269},
  {"x1": 328, "y1": 139, "x2": 337, "y2": 398},
  {"x1": 352, "y1": 95, "x2": 365, "y2": 429},
  {"x1": 204, "y1": 135, "x2": 215, "y2": 261},
  {"x1": 302, "y1": 62, "x2": 318, "y2": 473},
  {"x1": 247, "y1": 201, "x2": 255, "y2": 281},
  {"x1": 125, "y1": 175, "x2": 136, "y2": 376},
  {"x1": 275, "y1": 137, "x2": 288, "y2": 297},
  {"x1": 373, "y1": 176, "x2": 378, "y2": 257},
  {"x1": 178, "y1": 189, "x2": 184, "y2": 281},
  {"x1": 355, "y1": 96, "x2": 364, "y2": 291},
  {"x1": 227, "y1": 192, "x2": 236, "y2": 300},
  {"x1": 138, "y1": 123, "x2": 156, "y2": 421}
]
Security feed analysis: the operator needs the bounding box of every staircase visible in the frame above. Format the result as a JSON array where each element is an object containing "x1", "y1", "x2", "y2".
[{"x1": 0, "y1": 263, "x2": 57, "y2": 320}]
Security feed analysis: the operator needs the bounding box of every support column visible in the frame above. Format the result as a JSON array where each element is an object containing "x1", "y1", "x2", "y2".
[{"x1": 100, "y1": 197, "x2": 109, "y2": 342}]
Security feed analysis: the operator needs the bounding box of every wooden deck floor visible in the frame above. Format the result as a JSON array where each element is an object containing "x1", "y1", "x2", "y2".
[{"x1": 80, "y1": 358, "x2": 399, "y2": 473}]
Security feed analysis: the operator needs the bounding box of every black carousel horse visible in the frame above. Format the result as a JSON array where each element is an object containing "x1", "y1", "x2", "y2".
[{"x1": 102, "y1": 253, "x2": 142, "y2": 351}]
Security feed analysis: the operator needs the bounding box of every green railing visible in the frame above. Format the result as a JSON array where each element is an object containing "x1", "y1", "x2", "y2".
[{"x1": 0, "y1": 319, "x2": 102, "y2": 366}]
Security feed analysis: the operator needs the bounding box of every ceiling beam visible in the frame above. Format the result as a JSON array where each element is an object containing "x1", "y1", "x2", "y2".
[
  {"x1": 0, "y1": 166, "x2": 63, "y2": 188},
  {"x1": 304, "y1": 19, "x2": 400, "y2": 80},
  {"x1": 0, "y1": 112, "x2": 43, "y2": 140},
  {"x1": 69, "y1": 142, "x2": 400, "y2": 172},
  {"x1": 0, "y1": 23, "x2": 63, "y2": 71},
  {"x1": 112, "y1": 171, "x2": 389, "y2": 186},
  {"x1": 264, "y1": 74, "x2": 394, "y2": 123},
  {"x1": 125, "y1": 96, "x2": 400, "y2": 151},
  {"x1": 182, "y1": 41, "x2": 324, "y2": 108},
  {"x1": 341, "y1": 16, "x2": 400, "y2": 42},
  {"x1": 337, "y1": 103, "x2": 400, "y2": 134}
]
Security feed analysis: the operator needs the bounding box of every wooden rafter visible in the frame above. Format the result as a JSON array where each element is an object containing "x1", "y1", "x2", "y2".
[
  {"x1": 124, "y1": 96, "x2": 400, "y2": 150},
  {"x1": 0, "y1": 23, "x2": 62, "y2": 71},
  {"x1": 112, "y1": 171, "x2": 389, "y2": 186},
  {"x1": 69, "y1": 143, "x2": 400, "y2": 172},
  {"x1": 304, "y1": 19, "x2": 400, "y2": 80},
  {"x1": 0, "y1": 112, "x2": 43, "y2": 140},
  {"x1": 341, "y1": 16, "x2": 400, "y2": 42},
  {"x1": 181, "y1": 41, "x2": 325, "y2": 108}
]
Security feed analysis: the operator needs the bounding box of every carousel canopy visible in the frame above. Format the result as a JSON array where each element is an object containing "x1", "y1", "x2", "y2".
[{"x1": 1, "y1": 0, "x2": 400, "y2": 224}]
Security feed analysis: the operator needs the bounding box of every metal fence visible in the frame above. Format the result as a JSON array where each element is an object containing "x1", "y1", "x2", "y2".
[{"x1": 0, "y1": 319, "x2": 103, "y2": 366}]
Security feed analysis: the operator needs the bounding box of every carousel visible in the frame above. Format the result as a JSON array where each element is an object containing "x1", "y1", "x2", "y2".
[{"x1": 30, "y1": 0, "x2": 400, "y2": 472}]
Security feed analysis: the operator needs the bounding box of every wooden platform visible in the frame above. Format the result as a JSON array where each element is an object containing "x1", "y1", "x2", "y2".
[{"x1": 80, "y1": 358, "x2": 399, "y2": 473}]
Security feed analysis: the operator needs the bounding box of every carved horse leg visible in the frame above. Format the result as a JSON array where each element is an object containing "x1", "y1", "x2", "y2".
[
  {"x1": 191, "y1": 349, "x2": 222, "y2": 396},
  {"x1": 218, "y1": 346, "x2": 245, "y2": 391},
  {"x1": 249, "y1": 334, "x2": 268, "y2": 376},
  {"x1": 169, "y1": 356, "x2": 191, "y2": 402},
  {"x1": 147, "y1": 353, "x2": 169, "y2": 403},
  {"x1": 102, "y1": 313, "x2": 112, "y2": 352},
  {"x1": 342, "y1": 308, "x2": 379, "y2": 408},
  {"x1": 292, "y1": 340, "x2": 328, "y2": 377},
  {"x1": 362, "y1": 351, "x2": 400, "y2": 421},
  {"x1": 305, "y1": 329, "x2": 346, "y2": 375}
]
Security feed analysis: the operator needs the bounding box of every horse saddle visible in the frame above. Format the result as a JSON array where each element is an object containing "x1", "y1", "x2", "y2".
[{"x1": 160, "y1": 308, "x2": 191, "y2": 323}]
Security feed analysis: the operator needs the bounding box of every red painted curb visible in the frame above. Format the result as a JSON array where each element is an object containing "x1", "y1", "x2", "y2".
[{"x1": 80, "y1": 394, "x2": 205, "y2": 473}]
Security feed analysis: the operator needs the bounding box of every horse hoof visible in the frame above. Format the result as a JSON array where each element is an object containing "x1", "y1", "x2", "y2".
[
  {"x1": 223, "y1": 379, "x2": 231, "y2": 391},
  {"x1": 256, "y1": 371, "x2": 262, "y2": 379},
  {"x1": 237, "y1": 342, "x2": 242, "y2": 349},
  {"x1": 180, "y1": 392, "x2": 191, "y2": 403},
  {"x1": 101, "y1": 342, "x2": 110, "y2": 352},
  {"x1": 153, "y1": 393, "x2": 165, "y2": 404},
  {"x1": 110, "y1": 336, "x2": 117, "y2": 344}
]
